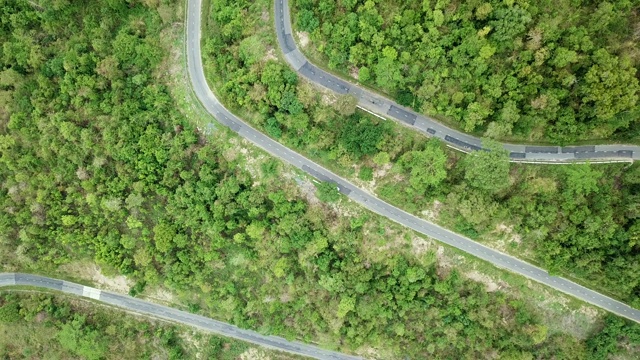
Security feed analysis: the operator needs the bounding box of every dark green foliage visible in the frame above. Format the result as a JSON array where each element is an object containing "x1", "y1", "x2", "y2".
[
  {"x1": 587, "y1": 315, "x2": 640, "y2": 360},
  {"x1": 338, "y1": 115, "x2": 389, "y2": 158},
  {"x1": 2, "y1": 0, "x2": 638, "y2": 359},
  {"x1": 266, "y1": 117, "x2": 283, "y2": 138},
  {"x1": 0, "y1": 299, "x2": 21, "y2": 323},
  {"x1": 462, "y1": 140, "x2": 511, "y2": 194},
  {"x1": 204, "y1": 335, "x2": 250, "y2": 359},
  {"x1": 128, "y1": 280, "x2": 147, "y2": 297},
  {"x1": 295, "y1": 0, "x2": 640, "y2": 142},
  {"x1": 316, "y1": 181, "x2": 340, "y2": 202},
  {"x1": 398, "y1": 139, "x2": 448, "y2": 193},
  {"x1": 358, "y1": 166, "x2": 373, "y2": 181}
]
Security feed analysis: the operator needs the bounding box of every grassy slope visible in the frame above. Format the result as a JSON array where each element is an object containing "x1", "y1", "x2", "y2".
[
  {"x1": 0, "y1": 0, "x2": 638, "y2": 358},
  {"x1": 0, "y1": 290, "x2": 305, "y2": 360},
  {"x1": 198, "y1": 0, "x2": 640, "y2": 356}
]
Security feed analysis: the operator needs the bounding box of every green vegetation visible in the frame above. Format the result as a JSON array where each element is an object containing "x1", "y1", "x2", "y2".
[
  {"x1": 1, "y1": 0, "x2": 640, "y2": 359},
  {"x1": 316, "y1": 181, "x2": 341, "y2": 202},
  {"x1": 293, "y1": 0, "x2": 640, "y2": 143},
  {"x1": 0, "y1": 291, "x2": 301, "y2": 360},
  {"x1": 203, "y1": 0, "x2": 640, "y2": 305}
]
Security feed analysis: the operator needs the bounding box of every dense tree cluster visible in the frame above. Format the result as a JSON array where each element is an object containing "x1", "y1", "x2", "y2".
[
  {"x1": 0, "y1": 0, "x2": 580, "y2": 357},
  {"x1": 1, "y1": 0, "x2": 639, "y2": 358},
  {"x1": 294, "y1": 0, "x2": 640, "y2": 142},
  {"x1": 380, "y1": 147, "x2": 640, "y2": 305},
  {"x1": 206, "y1": 0, "x2": 640, "y2": 305}
]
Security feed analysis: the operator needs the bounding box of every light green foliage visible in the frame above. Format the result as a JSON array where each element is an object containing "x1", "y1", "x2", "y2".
[
  {"x1": 581, "y1": 49, "x2": 639, "y2": 124},
  {"x1": 239, "y1": 35, "x2": 266, "y2": 66},
  {"x1": 462, "y1": 140, "x2": 510, "y2": 193},
  {"x1": 358, "y1": 166, "x2": 373, "y2": 181},
  {"x1": 2, "y1": 0, "x2": 634, "y2": 359},
  {"x1": 337, "y1": 296, "x2": 355, "y2": 318},
  {"x1": 334, "y1": 94, "x2": 358, "y2": 116},
  {"x1": 316, "y1": 181, "x2": 340, "y2": 202},
  {"x1": 296, "y1": 0, "x2": 640, "y2": 142},
  {"x1": 0, "y1": 293, "x2": 296, "y2": 360},
  {"x1": 203, "y1": 0, "x2": 640, "y2": 308},
  {"x1": 58, "y1": 315, "x2": 109, "y2": 360},
  {"x1": 357, "y1": 66, "x2": 370, "y2": 81},
  {"x1": 372, "y1": 151, "x2": 390, "y2": 165},
  {"x1": 563, "y1": 163, "x2": 603, "y2": 196},
  {"x1": 398, "y1": 139, "x2": 447, "y2": 192}
]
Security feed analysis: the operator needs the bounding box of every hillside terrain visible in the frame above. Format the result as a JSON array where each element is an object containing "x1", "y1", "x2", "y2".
[
  {"x1": 205, "y1": 0, "x2": 640, "y2": 305},
  {"x1": 0, "y1": 0, "x2": 639, "y2": 359},
  {"x1": 293, "y1": 0, "x2": 640, "y2": 143}
]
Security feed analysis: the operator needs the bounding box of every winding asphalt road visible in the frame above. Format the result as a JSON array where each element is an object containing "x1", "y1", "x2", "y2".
[
  {"x1": 0, "y1": 273, "x2": 360, "y2": 360},
  {"x1": 274, "y1": 0, "x2": 639, "y2": 163},
  {"x1": 186, "y1": 0, "x2": 640, "y2": 323}
]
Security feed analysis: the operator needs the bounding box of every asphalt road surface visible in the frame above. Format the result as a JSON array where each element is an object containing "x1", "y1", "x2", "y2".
[
  {"x1": 0, "y1": 273, "x2": 361, "y2": 360},
  {"x1": 186, "y1": 0, "x2": 640, "y2": 323},
  {"x1": 274, "y1": 0, "x2": 639, "y2": 163}
]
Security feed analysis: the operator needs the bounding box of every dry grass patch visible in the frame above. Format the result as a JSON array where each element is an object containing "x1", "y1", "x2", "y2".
[
  {"x1": 58, "y1": 261, "x2": 130, "y2": 293},
  {"x1": 296, "y1": 31, "x2": 310, "y2": 48}
]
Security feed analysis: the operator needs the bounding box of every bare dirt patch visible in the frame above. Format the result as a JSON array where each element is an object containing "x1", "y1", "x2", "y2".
[
  {"x1": 495, "y1": 223, "x2": 522, "y2": 245},
  {"x1": 411, "y1": 236, "x2": 431, "y2": 256},
  {"x1": 145, "y1": 287, "x2": 177, "y2": 305},
  {"x1": 296, "y1": 31, "x2": 310, "y2": 48},
  {"x1": 466, "y1": 271, "x2": 501, "y2": 292},
  {"x1": 238, "y1": 138, "x2": 270, "y2": 183},
  {"x1": 373, "y1": 162, "x2": 392, "y2": 179},
  {"x1": 222, "y1": 137, "x2": 241, "y2": 162},
  {"x1": 294, "y1": 178, "x2": 321, "y2": 205},
  {"x1": 420, "y1": 200, "x2": 442, "y2": 222},
  {"x1": 349, "y1": 66, "x2": 359, "y2": 80},
  {"x1": 263, "y1": 47, "x2": 277, "y2": 62},
  {"x1": 59, "y1": 261, "x2": 131, "y2": 293},
  {"x1": 321, "y1": 93, "x2": 337, "y2": 106},
  {"x1": 239, "y1": 348, "x2": 273, "y2": 360}
]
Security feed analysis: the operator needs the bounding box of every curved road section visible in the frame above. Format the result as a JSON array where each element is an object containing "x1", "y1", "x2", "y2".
[
  {"x1": 274, "y1": 0, "x2": 639, "y2": 163},
  {"x1": 0, "y1": 273, "x2": 360, "y2": 360},
  {"x1": 186, "y1": 0, "x2": 640, "y2": 322}
]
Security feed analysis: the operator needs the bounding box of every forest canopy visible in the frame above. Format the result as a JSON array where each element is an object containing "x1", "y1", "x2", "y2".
[
  {"x1": 206, "y1": 0, "x2": 640, "y2": 306},
  {"x1": 1, "y1": 0, "x2": 640, "y2": 358},
  {"x1": 293, "y1": 0, "x2": 640, "y2": 143}
]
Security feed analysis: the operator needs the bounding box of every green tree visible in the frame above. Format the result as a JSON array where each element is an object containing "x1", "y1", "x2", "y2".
[
  {"x1": 462, "y1": 140, "x2": 510, "y2": 194},
  {"x1": 316, "y1": 181, "x2": 341, "y2": 202},
  {"x1": 334, "y1": 94, "x2": 358, "y2": 116},
  {"x1": 339, "y1": 116, "x2": 388, "y2": 158},
  {"x1": 580, "y1": 49, "x2": 639, "y2": 125},
  {"x1": 358, "y1": 166, "x2": 373, "y2": 181},
  {"x1": 398, "y1": 140, "x2": 447, "y2": 193},
  {"x1": 374, "y1": 57, "x2": 403, "y2": 90},
  {"x1": 563, "y1": 163, "x2": 603, "y2": 196},
  {"x1": 0, "y1": 301, "x2": 21, "y2": 323},
  {"x1": 58, "y1": 315, "x2": 109, "y2": 360},
  {"x1": 358, "y1": 66, "x2": 370, "y2": 82}
]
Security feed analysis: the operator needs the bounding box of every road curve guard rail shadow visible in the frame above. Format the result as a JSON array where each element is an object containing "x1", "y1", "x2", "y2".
[
  {"x1": 0, "y1": 273, "x2": 363, "y2": 360},
  {"x1": 185, "y1": 0, "x2": 640, "y2": 323},
  {"x1": 273, "y1": 0, "x2": 639, "y2": 163}
]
